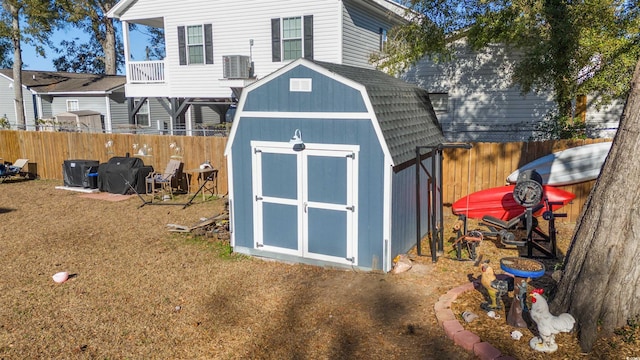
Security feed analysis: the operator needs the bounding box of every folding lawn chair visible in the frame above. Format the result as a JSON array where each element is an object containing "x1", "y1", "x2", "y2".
[
  {"x1": 145, "y1": 159, "x2": 184, "y2": 200},
  {"x1": 0, "y1": 159, "x2": 29, "y2": 183}
]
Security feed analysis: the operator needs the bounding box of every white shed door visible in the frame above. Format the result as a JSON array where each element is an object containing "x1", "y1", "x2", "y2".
[{"x1": 251, "y1": 142, "x2": 358, "y2": 266}]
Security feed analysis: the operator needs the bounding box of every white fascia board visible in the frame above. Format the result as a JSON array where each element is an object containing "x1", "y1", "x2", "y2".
[
  {"x1": 382, "y1": 158, "x2": 393, "y2": 272},
  {"x1": 106, "y1": 0, "x2": 135, "y2": 19},
  {"x1": 238, "y1": 111, "x2": 370, "y2": 119},
  {"x1": 226, "y1": 151, "x2": 235, "y2": 247},
  {"x1": 367, "y1": 0, "x2": 410, "y2": 18},
  {"x1": 40, "y1": 91, "x2": 113, "y2": 95}
]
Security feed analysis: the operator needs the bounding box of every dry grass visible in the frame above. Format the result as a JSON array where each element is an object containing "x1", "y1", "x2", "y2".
[
  {"x1": 0, "y1": 179, "x2": 472, "y2": 359},
  {"x1": 1, "y1": 179, "x2": 637, "y2": 359}
]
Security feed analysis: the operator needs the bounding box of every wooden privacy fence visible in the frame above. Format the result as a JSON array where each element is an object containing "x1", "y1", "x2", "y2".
[
  {"x1": 442, "y1": 138, "x2": 612, "y2": 222},
  {"x1": 0, "y1": 130, "x2": 229, "y2": 195},
  {"x1": 1, "y1": 130, "x2": 610, "y2": 222}
]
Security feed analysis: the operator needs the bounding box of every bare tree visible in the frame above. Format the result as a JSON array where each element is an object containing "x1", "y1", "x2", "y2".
[{"x1": 551, "y1": 58, "x2": 640, "y2": 352}]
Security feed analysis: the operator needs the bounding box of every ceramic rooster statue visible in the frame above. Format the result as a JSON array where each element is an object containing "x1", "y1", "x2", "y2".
[
  {"x1": 529, "y1": 288, "x2": 576, "y2": 353},
  {"x1": 480, "y1": 262, "x2": 509, "y2": 311}
]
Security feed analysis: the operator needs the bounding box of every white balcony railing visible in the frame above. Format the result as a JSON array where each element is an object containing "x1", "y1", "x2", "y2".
[{"x1": 128, "y1": 60, "x2": 165, "y2": 83}]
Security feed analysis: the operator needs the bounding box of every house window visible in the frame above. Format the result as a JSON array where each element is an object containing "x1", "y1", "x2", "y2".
[
  {"x1": 187, "y1": 25, "x2": 204, "y2": 64},
  {"x1": 283, "y1": 17, "x2": 302, "y2": 60},
  {"x1": 66, "y1": 99, "x2": 79, "y2": 111},
  {"x1": 178, "y1": 24, "x2": 213, "y2": 65},
  {"x1": 429, "y1": 93, "x2": 449, "y2": 112},
  {"x1": 135, "y1": 99, "x2": 150, "y2": 127},
  {"x1": 271, "y1": 16, "x2": 313, "y2": 62}
]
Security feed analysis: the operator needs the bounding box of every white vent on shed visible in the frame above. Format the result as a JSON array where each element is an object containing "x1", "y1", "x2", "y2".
[
  {"x1": 290, "y1": 78, "x2": 312, "y2": 92},
  {"x1": 223, "y1": 55, "x2": 251, "y2": 79}
]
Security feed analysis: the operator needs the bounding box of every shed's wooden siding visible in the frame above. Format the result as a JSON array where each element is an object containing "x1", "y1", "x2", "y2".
[
  {"x1": 391, "y1": 155, "x2": 438, "y2": 257},
  {"x1": 229, "y1": 65, "x2": 387, "y2": 269}
]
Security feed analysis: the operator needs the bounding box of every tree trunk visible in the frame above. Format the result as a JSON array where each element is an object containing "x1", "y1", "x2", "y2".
[
  {"x1": 101, "y1": 15, "x2": 116, "y2": 74},
  {"x1": 99, "y1": 1, "x2": 117, "y2": 75},
  {"x1": 550, "y1": 58, "x2": 640, "y2": 352},
  {"x1": 9, "y1": 3, "x2": 25, "y2": 129}
]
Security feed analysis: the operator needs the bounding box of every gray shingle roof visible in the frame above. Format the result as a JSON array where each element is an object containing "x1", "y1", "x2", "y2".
[
  {"x1": 0, "y1": 69, "x2": 125, "y2": 93},
  {"x1": 311, "y1": 60, "x2": 445, "y2": 166}
]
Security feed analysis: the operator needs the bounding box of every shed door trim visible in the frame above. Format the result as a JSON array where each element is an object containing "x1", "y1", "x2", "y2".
[{"x1": 251, "y1": 141, "x2": 359, "y2": 266}]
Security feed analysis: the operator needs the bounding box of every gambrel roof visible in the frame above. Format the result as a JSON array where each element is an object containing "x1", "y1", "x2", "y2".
[{"x1": 311, "y1": 60, "x2": 445, "y2": 166}]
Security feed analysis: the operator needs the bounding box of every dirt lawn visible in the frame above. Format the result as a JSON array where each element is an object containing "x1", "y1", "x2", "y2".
[{"x1": 1, "y1": 180, "x2": 638, "y2": 359}]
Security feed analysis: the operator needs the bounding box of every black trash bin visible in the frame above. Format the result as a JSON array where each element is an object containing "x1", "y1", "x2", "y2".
[{"x1": 83, "y1": 166, "x2": 99, "y2": 189}]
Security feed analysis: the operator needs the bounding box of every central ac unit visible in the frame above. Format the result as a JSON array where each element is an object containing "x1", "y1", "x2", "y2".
[{"x1": 223, "y1": 55, "x2": 251, "y2": 79}]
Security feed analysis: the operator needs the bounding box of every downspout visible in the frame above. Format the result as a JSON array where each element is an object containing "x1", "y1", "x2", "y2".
[
  {"x1": 104, "y1": 95, "x2": 112, "y2": 133},
  {"x1": 31, "y1": 92, "x2": 38, "y2": 130}
]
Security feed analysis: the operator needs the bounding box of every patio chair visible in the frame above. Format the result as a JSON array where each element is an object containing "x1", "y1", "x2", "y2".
[
  {"x1": 0, "y1": 159, "x2": 29, "y2": 182},
  {"x1": 145, "y1": 159, "x2": 184, "y2": 200}
]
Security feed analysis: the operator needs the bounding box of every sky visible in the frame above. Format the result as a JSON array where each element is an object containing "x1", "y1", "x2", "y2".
[{"x1": 21, "y1": 25, "x2": 150, "y2": 74}]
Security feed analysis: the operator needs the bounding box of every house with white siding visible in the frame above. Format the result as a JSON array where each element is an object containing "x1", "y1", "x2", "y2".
[
  {"x1": 401, "y1": 39, "x2": 622, "y2": 142},
  {"x1": 106, "y1": 0, "x2": 409, "y2": 134},
  {"x1": 0, "y1": 70, "x2": 170, "y2": 133}
]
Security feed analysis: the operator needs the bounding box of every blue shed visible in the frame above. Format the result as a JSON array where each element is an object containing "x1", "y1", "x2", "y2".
[{"x1": 224, "y1": 59, "x2": 446, "y2": 272}]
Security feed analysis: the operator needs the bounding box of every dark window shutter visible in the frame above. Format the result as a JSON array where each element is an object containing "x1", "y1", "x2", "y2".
[
  {"x1": 178, "y1": 26, "x2": 186, "y2": 65},
  {"x1": 271, "y1": 18, "x2": 281, "y2": 62},
  {"x1": 304, "y1": 15, "x2": 314, "y2": 59},
  {"x1": 204, "y1": 24, "x2": 213, "y2": 64}
]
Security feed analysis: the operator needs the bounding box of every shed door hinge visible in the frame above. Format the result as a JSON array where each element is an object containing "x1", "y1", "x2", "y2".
[
  {"x1": 254, "y1": 148, "x2": 262, "y2": 154},
  {"x1": 256, "y1": 242, "x2": 263, "y2": 248},
  {"x1": 255, "y1": 195, "x2": 263, "y2": 201},
  {"x1": 345, "y1": 257, "x2": 355, "y2": 263},
  {"x1": 346, "y1": 205, "x2": 355, "y2": 212},
  {"x1": 346, "y1": 152, "x2": 355, "y2": 159}
]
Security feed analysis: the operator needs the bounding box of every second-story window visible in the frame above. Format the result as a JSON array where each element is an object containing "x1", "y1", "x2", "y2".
[
  {"x1": 271, "y1": 15, "x2": 313, "y2": 62},
  {"x1": 66, "y1": 99, "x2": 79, "y2": 112},
  {"x1": 187, "y1": 25, "x2": 204, "y2": 64},
  {"x1": 178, "y1": 24, "x2": 213, "y2": 65},
  {"x1": 283, "y1": 17, "x2": 302, "y2": 60}
]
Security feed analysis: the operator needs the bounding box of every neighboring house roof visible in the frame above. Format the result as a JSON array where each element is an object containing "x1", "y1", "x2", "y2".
[
  {"x1": 0, "y1": 70, "x2": 125, "y2": 94},
  {"x1": 311, "y1": 60, "x2": 445, "y2": 165}
]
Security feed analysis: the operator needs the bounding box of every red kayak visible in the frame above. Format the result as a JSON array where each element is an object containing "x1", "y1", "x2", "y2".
[{"x1": 451, "y1": 185, "x2": 575, "y2": 220}]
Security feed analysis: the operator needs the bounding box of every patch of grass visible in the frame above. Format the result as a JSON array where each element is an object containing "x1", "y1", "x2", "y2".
[{"x1": 179, "y1": 234, "x2": 247, "y2": 261}]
